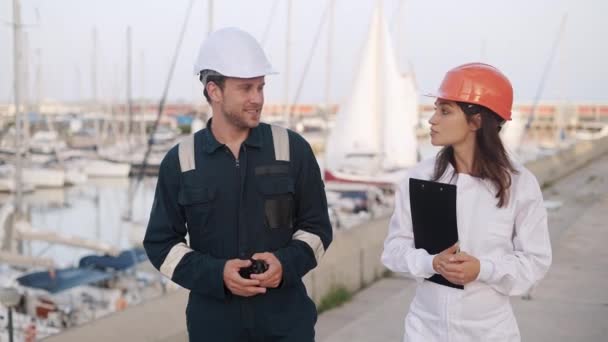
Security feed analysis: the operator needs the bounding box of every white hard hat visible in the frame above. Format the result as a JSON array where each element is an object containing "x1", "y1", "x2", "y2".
[{"x1": 193, "y1": 27, "x2": 277, "y2": 78}]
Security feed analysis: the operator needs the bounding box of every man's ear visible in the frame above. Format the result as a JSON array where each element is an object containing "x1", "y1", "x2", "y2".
[{"x1": 206, "y1": 82, "x2": 222, "y2": 103}]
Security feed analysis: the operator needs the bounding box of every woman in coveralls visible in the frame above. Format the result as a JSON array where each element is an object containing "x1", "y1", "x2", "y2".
[{"x1": 381, "y1": 62, "x2": 552, "y2": 341}]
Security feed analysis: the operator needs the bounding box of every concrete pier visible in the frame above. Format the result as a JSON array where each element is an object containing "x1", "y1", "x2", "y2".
[{"x1": 317, "y1": 150, "x2": 608, "y2": 342}]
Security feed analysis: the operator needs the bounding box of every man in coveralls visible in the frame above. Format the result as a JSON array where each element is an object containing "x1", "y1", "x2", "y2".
[{"x1": 143, "y1": 27, "x2": 332, "y2": 341}]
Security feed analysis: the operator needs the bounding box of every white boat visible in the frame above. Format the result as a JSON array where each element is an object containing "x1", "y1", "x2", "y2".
[
  {"x1": 0, "y1": 285, "x2": 61, "y2": 338},
  {"x1": 67, "y1": 129, "x2": 99, "y2": 150},
  {"x1": 37, "y1": 155, "x2": 90, "y2": 186},
  {"x1": 0, "y1": 165, "x2": 66, "y2": 189},
  {"x1": 575, "y1": 125, "x2": 608, "y2": 140},
  {"x1": 29, "y1": 130, "x2": 67, "y2": 155},
  {"x1": 324, "y1": 3, "x2": 418, "y2": 189},
  {"x1": 191, "y1": 116, "x2": 205, "y2": 133},
  {"x1": 325, "y1": 182, "x2": 392, "y2": 218},
  {"x1": 0, "y1": 177, "x2": 35, "y2": 193},
  {"x1": 29, "y1": 153, "x2": 56, "y2": 165},
  {"x1": 151, "y1": 125, "x2": 180, "y2": 145},
  {"x1": 63, "y1": 168, "x2": 88, "y2": 185},
  {"x1": 97, "y1": 145, "x2": 163, "y2": 175},
  {"x1": 80, "y1": 159, "x2": 131, "y2": 178},
  {"x1": 500, "y1": 109, "x2": 527, "y2": 158},
  {"x1": 23, "y1": 167, "x2": 66, "y2": 188},
  {"x1": 0, "y1": 306, "x2": 62, "y2": 340},
  {"x1": 295, "y1": 117, "x2": 327, "y2": 134},
  {"x1": 60, "y1": 151, "x2": 131, "y2": 178}
]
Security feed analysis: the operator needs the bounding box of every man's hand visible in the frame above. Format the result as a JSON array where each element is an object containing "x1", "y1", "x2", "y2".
[
  {"x1": 437, "y1": 251, "x2": 480, "y2": 285},
  {"x1": 250, "y1": 252, "x2": 283, "y2": 288},
  {"x1": 223, "y1": 259, "x2": 266, "y2": 297}
]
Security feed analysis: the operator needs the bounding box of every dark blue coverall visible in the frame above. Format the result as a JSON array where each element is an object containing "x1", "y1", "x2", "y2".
[{"x1": 143, "y1": 120, "x2": 332, "y2": 341}]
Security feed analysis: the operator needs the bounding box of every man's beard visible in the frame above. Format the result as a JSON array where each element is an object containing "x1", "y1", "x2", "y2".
[{"x1": 222, "y1": 104, "x2": 259, "y2": 129}]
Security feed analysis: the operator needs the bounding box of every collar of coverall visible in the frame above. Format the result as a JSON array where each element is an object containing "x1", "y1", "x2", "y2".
[{"x1": 203, "y1": 118, "x2": 263, "y2": 154}]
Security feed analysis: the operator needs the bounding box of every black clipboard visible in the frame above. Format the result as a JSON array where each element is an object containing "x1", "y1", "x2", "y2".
[{"x1": 409, "y1": 178, "x2": 463, "y2": 290}]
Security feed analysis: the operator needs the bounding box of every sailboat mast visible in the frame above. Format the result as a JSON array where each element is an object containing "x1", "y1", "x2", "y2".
[
  {"x1": 324, "y1": 0, "x2": 334, "y2": 162},
  {"x1": 520, "y1": 14, "x2": 568, "y2": 147},
  {"x1": 396, "y1": 0, "x2": 404, "y2": 72},
  {"x1": 325, "y1": 0, "x2": 334, "y2": 119},
  {"x1": 35, "y1": 48, "x2": 41, "y2": 115},
  {"x1": 125, "y1": 27, "x2": 134, "y2": 221},
  {"x1": 91, "y1": 27, "x2": 100, "y2": 145},
  {"x1": 377, "y1": 0, "x2": 385, "y2": 162},
  {"x1": 284, "y1": 0, "x2": 292, "y2": 127},
  {"x1": 128, "y1": 0, "x2": 196, "y2": 222},
  {"x1": 208, "y1": 0, "x2": 214, "y2": 35},
  {"x1": 12, "y1": 0, "x2": 23, "y2": 218},
  {"x1": 22, "y1": 31, "x2": 30, "y2": 141},
  {"x1": 36, "y1": 48, "x2": 52, "y2": 131},
  {"x1": 126, "y1": 26, "x2": 133, "y2": 141},
  {"x1": 91, "y1": 27, "x2": 98, "y2": 105},
  {"x1": 140, "y1": 49, "x2": 146, "y2": 138}
]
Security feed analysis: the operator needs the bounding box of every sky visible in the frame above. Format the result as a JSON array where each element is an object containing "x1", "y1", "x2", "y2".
[{"x1": 1, "y1": 0, "x2": 607, "y2": 106}]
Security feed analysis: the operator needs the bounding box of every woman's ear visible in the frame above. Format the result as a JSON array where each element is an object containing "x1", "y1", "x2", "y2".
[{"x1": 469, "y1": 113, "x2": 482, "y2": 131}]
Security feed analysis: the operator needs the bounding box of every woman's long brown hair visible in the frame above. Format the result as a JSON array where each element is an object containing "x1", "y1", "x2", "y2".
[{"x1": 432, "y1": 102, "x2": 518, "y2": 208}]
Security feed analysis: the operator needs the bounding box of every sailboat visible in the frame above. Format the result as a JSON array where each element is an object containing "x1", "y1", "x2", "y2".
[
  {"x1": 500, "y1": 109, "x2": 527, "y2": 158},
  {"x1": 323, "y1": 2, "x2": 418, "y2": 189}
]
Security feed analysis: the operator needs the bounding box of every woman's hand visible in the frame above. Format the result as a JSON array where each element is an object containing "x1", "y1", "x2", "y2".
[
  {"x1": 438, "y1": 251, "x2": 480, "y2": 285},
  {"x1": 432, "y1": 243, "x2": 459, "y2": 273}
]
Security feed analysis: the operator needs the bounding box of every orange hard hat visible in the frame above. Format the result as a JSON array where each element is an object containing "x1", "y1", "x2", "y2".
[{"x1": 428, "y1": 63, "x2": 513, "y2": 120}]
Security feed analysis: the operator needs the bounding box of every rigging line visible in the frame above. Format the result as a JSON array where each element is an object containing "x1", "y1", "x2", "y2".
[
  {"x1": 520, "y1": 14, "x2": 568, "y2": 144},
  {"x1": 287, "y1": 1, "x2": 331, "y2": 120},
  {"x1": 129, "y1": 0, "x2": 196, "y2": 208},
  {"x1": 389, "y1": 0, "x2": 406, "y2": 32},
  {"x1": 261, "y1": 0, "x2": 280, "y2": 47}
]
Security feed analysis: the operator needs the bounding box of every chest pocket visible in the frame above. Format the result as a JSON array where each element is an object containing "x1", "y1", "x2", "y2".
[
  {"x1": 257, "y1": 177, "x2": 295, "y2": 230},
  {"x1": 178, "y1": 186, "x2": 216, "y2": 232}
]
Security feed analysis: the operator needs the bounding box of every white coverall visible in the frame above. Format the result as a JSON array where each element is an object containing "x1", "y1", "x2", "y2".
[{"x1": 382, "y1": 158, "x2": 552, "y2": 341}]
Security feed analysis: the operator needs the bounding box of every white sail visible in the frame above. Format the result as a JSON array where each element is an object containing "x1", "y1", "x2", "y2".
[
  {"x1": 325, "y1": 4, "x2": 382, "y2": 174},
  {"x1": 380, "y1": 13, "x2": 418, "y2": 169},
  {"x1": 325, "y1": 3, "x2": 418, "y2": 174},
  {"x1": 500, "y1": 110, "x2": 526, "y2": 156}
]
